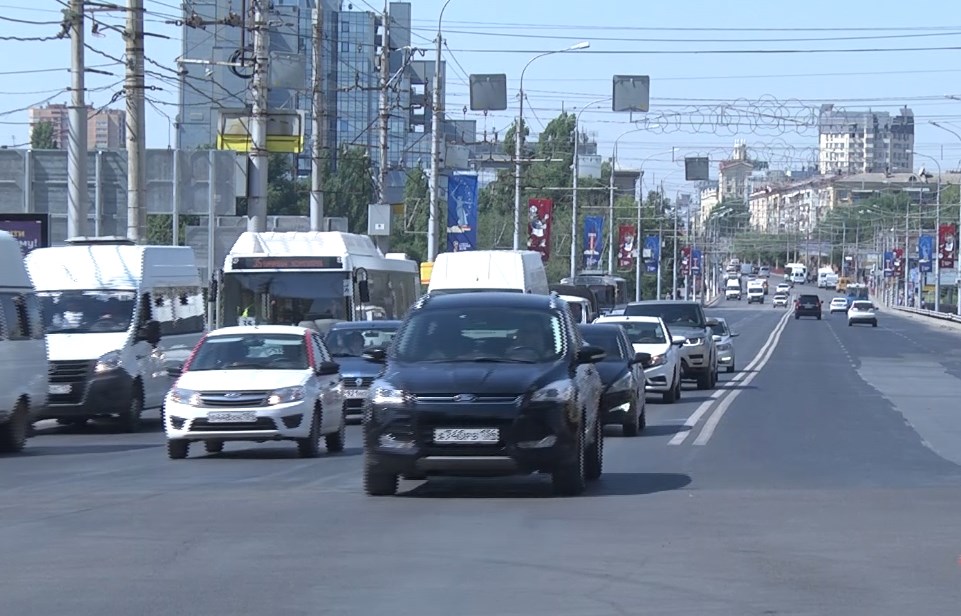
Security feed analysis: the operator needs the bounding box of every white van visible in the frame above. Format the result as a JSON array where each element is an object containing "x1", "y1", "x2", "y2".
[
  {"x1": 725, "y1": 278, "x2": 742, "y2": 300},
  {"x1": 25, "y1": 238, "x2": 205, "y2": 432},
  {"x1": 747, "y1": 280, "x2": 765, "y2": 304},
  {"x1": 427, "y1": 250, "x2": 550, "y2": 295},
  {"x1": 0, "y1": 231, "x2": 49, "y2": 452},
  {"x1": 558, "y1": 295, "x2": 594, "y2": 323}
]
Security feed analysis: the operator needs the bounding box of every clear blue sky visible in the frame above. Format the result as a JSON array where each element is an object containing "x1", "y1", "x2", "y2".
[{"x1": 3, "y1": 0, "x2": 960, "y2": 197}]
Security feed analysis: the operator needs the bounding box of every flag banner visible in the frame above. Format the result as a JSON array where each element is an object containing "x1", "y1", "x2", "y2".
[
  {"x1": 938, "y1": 223, "x2": 956, "y2": 270},
  {"x1": 583, "y1": 216, "x2": 604, "y2": 269},
  {"x1": 883, "y1": 251, "x2": 894, "y2": 277},
  {"x1": 691, "y1": 248, "x2": 702, "y2": 275},
  {"x1": 527, "y1": 198, "x2": 553, "y2": 261},
  {"x1": 446, "y1": 174, "x2": 478, "y2": 252},
  {"x1": 643, "y1": 235, "x2": 659, "y2": 273},
  {"x1": 918, "y1": 235, "x2": 934, "y2": 273},
  {"x1": 617, "y1": 224, "x2": 636, "y2": 270}
]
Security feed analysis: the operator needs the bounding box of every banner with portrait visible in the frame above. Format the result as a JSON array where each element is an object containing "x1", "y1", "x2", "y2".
[
  {"x1": 918, "y1": 234, "x2": 934, "y2": 273},
  {"x1": 446, "y1": 174, "x2": 479, "y2": 252},
  {"x1": 527, "y1": 198, "x2": 553, "y2": 261},
  {"x1": 938, "y1": 223, "x2": 956, "y2": 270},
  {"x1": 643, "y1": 235, "x2": 659, "y2": 273},
  {"x1": 617, "y1": 224, "x2": 636, "y2": 271},
  {"x1": 582, "y1": 216, "x2": 604, "y2": 269}
]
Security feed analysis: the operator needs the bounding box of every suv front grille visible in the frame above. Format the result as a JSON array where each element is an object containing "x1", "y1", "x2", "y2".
[{"x1": 414, "y1": 395, "x2": 522, "y2": 404}]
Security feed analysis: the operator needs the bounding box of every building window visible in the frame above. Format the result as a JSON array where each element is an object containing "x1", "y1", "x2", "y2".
[
  {"x1": 341, "y1": 41, "x2": 350, "y2": 52},
  {"x1": 341, "y1": 21, "x2": 349, "y2": 33}
]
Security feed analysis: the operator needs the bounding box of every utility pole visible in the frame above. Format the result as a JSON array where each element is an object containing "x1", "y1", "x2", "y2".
[
  {"x1": 309, "y1": 3, "x2": 326, "y2": 230},
  {"x1": 125, "y1": 0, "x2": 146, "y2": 243},
  {"x1": 377, "y1": 0, "x2": 390, "y2": 205},
  {"x1": 247, "y1": 0, "x2": 269, "y2": 233},
  {"x1": 67, "y1": 0, "x2": 87, "y2": 239},
  {"x1": 427, "y1": 2, "x2": 451, "y2": 262}
]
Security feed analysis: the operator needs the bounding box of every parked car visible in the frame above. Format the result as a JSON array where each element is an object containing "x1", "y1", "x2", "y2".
[
  {"x1": 794, "y1": 294, "x2": 822, "y2": 320},
  {"x1": 579, "y1": 323, "x2": 648, "y2": 436},
  {"x1": 847, "y1": 301, "x2": 878, "y2": 327},
  {"x1": 325, "y1": 320, "x2": 401, "y2": 423},
  {"x1": 594, "y1": 315, "x2": 685, "y2": 403},
  {"x1": 708, "y1": 317, "x2": 739, "y2": 373}
]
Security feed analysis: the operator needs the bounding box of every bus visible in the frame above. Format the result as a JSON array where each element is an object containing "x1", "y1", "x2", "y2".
[
  {"x1": 215, "y1": 232, "x2": 420, "y2": 332},
  {"x1": 559, "y1": 271, "x2": 627, "y2": 313}
]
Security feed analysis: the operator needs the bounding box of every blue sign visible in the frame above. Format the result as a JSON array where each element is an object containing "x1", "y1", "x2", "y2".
[
  {"x1": 583, "y1": 216, "x2": 604, "y2": 269},
  {"x1": 691, "y1": 249, "x2": 702, "y2": 275},
  {"x1": 918, "y1": 234, "x2": 934, "y2": 274},
  {"x1": 446, "y1": 174, "x2": 479, "y2": 252},
  {"x1": 643, "y1": 235, "x2": 660, "y2": 273},
  {"x1": 883, "y1": 251, "x2": 894, "y2": 277}
]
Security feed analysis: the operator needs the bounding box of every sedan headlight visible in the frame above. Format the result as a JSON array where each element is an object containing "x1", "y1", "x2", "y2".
[
  {"x1": 94, "y1": 350, "x2": 122, "y2": 374},
  {"x1": 609, "y1": 372, "x2": 633, "y2": 392},
  {"x1": 168, "y1": 387, "x2": 201, "y2": 406},
  {"x1": 370, "y1": 383, "x2": 407, "y2": 405},
  {"x1": 716, "y1": 343, "x2": 732, "y2": 352},
  {"x1": 646, "y1": 354, "x2": 666, "y2": 368},
  {"x1": 266, "y1": 386, "x2": 306, "y2": 406},
  {"x1": 531, "y1": 379, "x2": 574, "y2": 402}
]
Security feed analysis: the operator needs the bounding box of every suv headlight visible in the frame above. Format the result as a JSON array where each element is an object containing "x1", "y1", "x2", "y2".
[
  {"x1": 684, "y1": 337, "x2": 704, "y2": 346},
  {"x1": 531, "y1": 379, "x2": 574, "y2": 402},
  {"x1": 370, "y1": 382, "x2": 407, "y2": 405},
  {"x1": 266, "y1": 386, "x2": 306, "y2": 406},
  {"x1": 94, "y1": 350, "x2": 122, "y2": 374},
  {"x1": 609, "y1": 372, "x2": 632, "y2": 392},
  {"x1": 169, "y1": 387, "x2": 201, "y2": 406}
]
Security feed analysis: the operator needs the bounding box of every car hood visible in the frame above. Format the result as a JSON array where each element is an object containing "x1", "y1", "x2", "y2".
[
  {"x1": 175, "y1": 369, "x2": 308, "y2": 392},
  {"x1": 383, "y1": 361, "x2": 566, "y2": 396},
  {"x1": 632, "y1": 342, "x2": 670, "y2": 357},
  {"x1": 666, "y1": 325, "x2": 708, "y2": 340},
  {"x1": 332, "y1": 356, "x2": 382, "y2": 379},
  {"x1": 46, "y1": 332, "x2": 128, "y2": 362},
  {"x1": 596, "y1": 361, "x2": 628, "y2": 386}
]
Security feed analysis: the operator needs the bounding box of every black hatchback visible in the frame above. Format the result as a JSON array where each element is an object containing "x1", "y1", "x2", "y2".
[
  {"x1": 795, "y1": 294, "x2": 822, "y2": 320},
  {"x1": 578, "y1": 323, "x2": 649, "y2": 436},
  {"x1": 361, "y1": 292, "x2": 607, "y2": 496}
]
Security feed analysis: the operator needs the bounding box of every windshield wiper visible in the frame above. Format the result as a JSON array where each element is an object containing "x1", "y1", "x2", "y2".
[{"x1": 330, "y1": 352, "x2": 358, "y2": 358}]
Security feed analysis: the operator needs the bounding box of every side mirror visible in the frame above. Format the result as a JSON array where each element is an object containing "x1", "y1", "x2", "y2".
[
  {"x1": 576, "y1": 345, "x2": 606, "y2": 364},
  {"x1": 358, "y1": 279, "x2": 371, "y2": 304},
  {"x1": 632, "y1": 351, "x2": 652, "y2": 367},
  {"x1": 166, "y1": 364, "x2": 182, "y2": 378},
  {"x1": 712, "y1": 334, "x2": 722, "y2": 342},
  {"x1": 137, "y1": 320, "x2": 161, "y2": 345},
  {"x1": 362, "y1": 346, "x2": 387, "y2": 363},
  {"x1": 731, "y1": 332, "x2": 740, "y2": 337},
  {"x1": 316, "y1": 360, "x2": 340, "y2": 376},
  {"x1": 671, "y1": 335, "x2": 686, "y2": 347}
]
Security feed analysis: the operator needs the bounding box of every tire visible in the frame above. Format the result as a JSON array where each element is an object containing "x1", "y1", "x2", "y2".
[
  {"x1": 204, "y1": 440, "x2": 224, "y2": 454},
  {"x1": 118, "y1": 383, "x2": 144, "y2": 433},
  {"x1": 638, "y1": 402, "x2": 647, "y2": 432},
  {"x1": 696, "y1": 369, "x2": 713, "y2": 390},
  {"x1": 325, "y1": 408, "x2": 346, "y2": 453},
  {"x1": 0, "y1": 399, "x2": 29, "y2": 453},
  {"x1": 622, "y1": 399, "x2": 639, "y2": 437},
  {"x1": 662, "y1": 378, "x2": 678, "y2": 403},
  {"x1": 297, "y1": 410, "x2": 322, "y2": 458},
  {"x1": 848, "y1": 321, "x2": 852, "y2": 327},
  {"x1": 817, "y1": 315, "x2": 822, "y2": 320},
  {"x1": 552, "y1": 422, "x2": 586, "y2": 496},
  {"x1": 167, "y1": 439, "x2": 189, "y2": 459},
  {"x1": 872, "y1": 321, "x2": 878, "y2": 327},
  {"x1": 363, "y1": 453, "x2": 398, "y2": 496},
  {"x1": 585, "y1": 414, "x2": 603, "y2": 481},
  {"x1": 795, "y1": 315, "x2": 800, "y2": 320}
]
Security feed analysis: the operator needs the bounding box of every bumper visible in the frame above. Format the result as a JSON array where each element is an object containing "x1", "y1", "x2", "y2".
[
  {"x1": 747, "y1": 295, "x2": 764, "y2": 303},
  {"x1": 39, "y1": 368, "x2": 133, "y2": 419},
  {"x1": 680, "y1": 344, "x2": 711, "y2": 376},
  {"x1": 830, "y1": 307, "x2": 848, "y2": 313},
  {"x1": 643, "y1": 362, "x2": 673, "y2": 392},
  {"x1": 725, "y1": 292, "x2": 741, "y2": 300},
  {"x1": 717, "y1": 349, "x2": 734, "y2": 366},
  {"x1": 848, "y1": 316, "x2": 876, "y2": 324},
  {"x1": 364, "y1": 399, "x2": 581, "y2": 478},
  {"x1": 600, "y1": 390, "x2": 633, "y2": 424},
  {"x1": 795, "y1": 309, "x2": 821, "y2": 318},
  {"x1": 164, "y1": 399, "x2": 314, "y2": 441}
]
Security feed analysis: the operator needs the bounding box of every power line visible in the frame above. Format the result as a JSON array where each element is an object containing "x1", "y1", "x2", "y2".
[{"x1": 445, "y1": 45, "x2": 961, "y2": 55}]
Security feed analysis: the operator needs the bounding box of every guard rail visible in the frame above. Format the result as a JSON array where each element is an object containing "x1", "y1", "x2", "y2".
[{"x1": 891, "y1": 306, "x2": 961, "y2": 324}]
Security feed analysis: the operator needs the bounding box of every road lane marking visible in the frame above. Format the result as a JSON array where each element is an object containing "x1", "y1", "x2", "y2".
[
  {"x1": 692, "y1": 308, "x2": 792, "y2": 445},
  {"x1": 668, "y1": 308, "x2": 792, "y2": 446}
]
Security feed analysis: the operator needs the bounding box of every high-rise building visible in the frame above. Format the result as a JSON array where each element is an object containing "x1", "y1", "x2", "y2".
[
  {"x1": 818, "y1": 105, "x2": 914, "y2": 175},
  {"x1": 28, "y1": 104, "x2": 126, "y2": 150}
]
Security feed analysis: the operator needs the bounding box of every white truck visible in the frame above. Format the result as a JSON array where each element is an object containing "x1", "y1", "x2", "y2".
[
  {"x1": 747, "y1": 279, "x2": 765, "y2": 304},
  {"x1": 725, "y1": 278, "x2": 742, "y2": 300},
  {"x1": 817, "y1": 267, "x2": 839, "y2": 290}
]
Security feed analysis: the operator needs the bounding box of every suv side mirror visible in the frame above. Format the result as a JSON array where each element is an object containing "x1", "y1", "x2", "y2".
[
  {"x1": 576, "y1": 345, "x2": 606, "y2": 364},
  {"x1": 316, "y1": 360, "x2": 340, "y2": 376},
  {"x1": 136, "y1": 320, "x2": 161, "y2": 345},
  {"x1": 731, "y1": 331, "x2": 740, "y2": 337},
  {"x1": 631, "y1": 351, "x2": 652, "y2": 367},
  {"x1": 712, "y1": 334, "x2": 722, "y2": 342},
  {"x1": 671, "y1": 335, "x2": 686, "y2": 347},
  {"x1": 362, "y1": 346, "x2": 387, "y2": 363}
]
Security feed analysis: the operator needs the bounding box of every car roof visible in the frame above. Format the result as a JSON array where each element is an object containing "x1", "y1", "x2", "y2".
[
  {"x1": 579, "y1": 323, "x2": 627, "y2": 337},
  {"x1": 852, "y1": 300, "x2": 874, "y2": 306},
  {"x1": 327, "y1": 320, "x2": 402, "y2": 331},
  {"x1": 625, "y1": 300, "x2": 699, "y2": 307},
  {"x1": 596, "y1": 315, "x2": 663, "y2": 324},
  {"x1": 417, "y1": 291, "x2": 559, "y2": 311},
  {"x1": 209, "y1": 325, "x2": 310, "y2": 337}
]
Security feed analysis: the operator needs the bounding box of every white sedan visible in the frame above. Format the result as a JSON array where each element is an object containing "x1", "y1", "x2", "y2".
[
  {"x1": 776, "y1": 283, "x2": 791, "y2": 294},
  {"x1": 594, "y1": 315, "x2": 685, "y2": 403},
  {"x1": 163, "y1": 325, "x2": 346, "y2": 459},
  {"x1": 829, "y1": 297, "x2": 849, "y2": 314},
  {"x1": 847, "y1": 301, "x2": 878, "y2": 327}
]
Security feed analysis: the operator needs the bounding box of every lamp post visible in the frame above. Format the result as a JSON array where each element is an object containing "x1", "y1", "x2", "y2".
[
  {"x1": 909, "y1": 150, "x2": 942, "y2": 312},
  {"x1": 571, "y1": 96, "x2": 610, "y2": 278},
  {"x1": 513, "y1": 41, "x2": 590, "y2": 250},
  {"x1": 426, "y1": 0, "x2": 455, "y2": 262}
]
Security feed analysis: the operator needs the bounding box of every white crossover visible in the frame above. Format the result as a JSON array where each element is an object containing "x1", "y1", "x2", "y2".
[
  {"x1": 163, "y1": 325, "x2": 345, "y2": 459},
  {"x1": 594, "y1": 315, "x2": 685, "y2": 403}
]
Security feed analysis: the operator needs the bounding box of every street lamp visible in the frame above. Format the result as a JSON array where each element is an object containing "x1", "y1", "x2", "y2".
[
  {"x1": 513, "y1": 41, "x2": 590, "y2": 250},
  {"x1": 909, "y1": 150, "x2": 942, "y2": 312},
  {"x1": 570, "y1": 96, "x2": 610, "y2": 278},
  {"x1": 426, "y1": 0, "x2": 455, "y2": 262}
]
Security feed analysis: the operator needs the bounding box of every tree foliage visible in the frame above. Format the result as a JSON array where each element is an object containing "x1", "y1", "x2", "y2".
[
  {"x1": 324, "y1": 145, "x2": 374, "y2": 233},
  {"x1": 388, "y1": 167, "x2": 428, "y2": 261},
  {"x1": 30, "y1": 121, "x2": 57, "y2": 149}
]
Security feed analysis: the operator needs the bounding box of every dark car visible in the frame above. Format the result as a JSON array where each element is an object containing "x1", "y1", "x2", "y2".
[
  {"x1": 622, "y1": 300, "x2": 719, "y2": 390},
  {"x1": 578, "y1": 323, "x2": 649, "y2": 436},
  {"x1": 361, "y1": 292, "x2": 606, "y2": 497},
  {"x1": 794, "y1": 294, "x2": 822, "y2": 320},
  {"x1": 325, "y1": 320, "x2": 401, "y2": 423}
]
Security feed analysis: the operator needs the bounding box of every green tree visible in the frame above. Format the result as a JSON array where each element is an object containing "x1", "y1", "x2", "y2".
[
  {"x1": 324, "y1": 145, "x2": 374, "y2": 233},
  {"x1": 388, "y1": 167, "x2": 429, "y2": 261},
  {"x1": 266, "y1": 153, "x2": 308, "y2": 216},
  {"x1": 30, "y1": 121, "x2": 57, "y2": 149},
  {"x1": 146, "y1": 214, "x2": 200, "y2": 245}
]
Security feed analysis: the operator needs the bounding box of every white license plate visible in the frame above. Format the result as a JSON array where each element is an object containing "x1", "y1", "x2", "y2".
[
  {"x1": 433, "y1": 428, "x2": 499, "y2": 444},
  {"x1": 342, "y1": 388, "x2": 367, "y2": 399},
  {"x1": 207, "y1": 411, "x2": 258, "y2": 423},
  {"x1": 49, "y1": 384, "x2": 71, "y2": 395}
]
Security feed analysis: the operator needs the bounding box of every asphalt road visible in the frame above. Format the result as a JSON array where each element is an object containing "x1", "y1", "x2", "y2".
[{"x1": 3, "y1": 289, "x2": 961, "y2": 615}]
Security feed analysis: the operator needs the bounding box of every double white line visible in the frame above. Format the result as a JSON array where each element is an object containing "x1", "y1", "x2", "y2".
[{"x1": 668, "y1": 308, "x2": 793, "y2": 446}]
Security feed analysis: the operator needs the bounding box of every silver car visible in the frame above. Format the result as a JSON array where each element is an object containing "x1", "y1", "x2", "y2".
[{"x1": 709, "y1": 317, "x2": 739, "y2": 373}]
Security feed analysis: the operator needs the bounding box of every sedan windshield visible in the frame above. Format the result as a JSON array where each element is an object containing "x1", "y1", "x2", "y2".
[
  {"x1": 38, "y1": 290, "x2": 136, "y2": 334},
  {"x1": 609, "y1": 321, "x2": 667, "y2": 345},
  {"x1": 624, "y1": 303, "x2": 704, "y2": 327},
  {"x1": 580, "y1": 332, "x2": 626, "y2": 360},
  {"x1": 188, "y1": 334, "x2": 309, "y2": 371},
  {"x1": 392, "y1": 307, "x2": 564, "y2": 363}
]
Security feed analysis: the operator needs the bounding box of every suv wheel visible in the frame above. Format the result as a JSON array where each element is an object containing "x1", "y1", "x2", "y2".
[
  {"x1": 662, "y1": 374, "x2": 680, "y2": 403},
  {"x1": 363, "y1": 454, "x2": 398, "y2": 496},
  {"x1": 204, "y1": 440, "x2": 224, "y2": 454},
  {"x1": 167, "y1": 439, "x2": 189, "y2": 459},
  {"x1": 552, "y1": 422, "x2": 586, "y2": 495},
  {"x1": 325, "y1": 408, "x2": 346, "y2": 453},
  {"x1": 585, "y1": 414, "x2": 603, "y2": 481},
  {"x1": 297, "y1": 410, "x2": 322, "y2": 458},
  {"x1": 696, "y1": 369, "x2": 713, "y2": 390},
  {"x1": 0, "y1": 399, "x2": 29, "y2": 453}
]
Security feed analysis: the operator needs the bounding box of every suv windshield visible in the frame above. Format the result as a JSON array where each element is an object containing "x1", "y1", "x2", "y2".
[
  {"x1": 188, "y1": 333, "x2": 309, "y2": 371},
  {"x1": 325, "y1": 326, "x2": 398, "y2": 357},
  {"x1": 799, "y1": 295, "x2": 820, "y2": 303},
  {"x1": 623, "y1": 303, "x2": 705, "y2": 328},
  {"x1": 392, "y1": 307, "x2": 564, "y2": 363}
]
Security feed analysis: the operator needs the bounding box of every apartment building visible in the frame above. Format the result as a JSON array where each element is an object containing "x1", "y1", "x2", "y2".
[
  {"x1": 28, "y1": 104, "x2": 125, "y2": 149},
  {"x1": 818, "y1": 105, "x2": 914, "y2": 175}
]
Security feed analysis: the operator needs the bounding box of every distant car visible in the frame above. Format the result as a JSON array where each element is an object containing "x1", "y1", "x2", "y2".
[
  {"x1": 325, "y1": 320, "x2": 401, "y2": 423},
  {"x1": 775, "y1": 283, "x2": 791, "y2": 294},
  {"x1": 829, "y1": 297, "x2": 849, "y2": 314},
  {"x1": 579, "y1": 324, "x2": 648, "y2": 436},
  {"x1": 595, "y1": 315, "x2": 685, "y2": 403},
  {"x1": 709, "y1": 317, "x2": 739, "y2": 373},
  {"x1": 772, "y1": 293, "x2": 789, "y2": 308},
  {"x1": 847, "y1": 300, "x2": 878, "y2": 327},
  {"x1": 794, "y1": 294, "x2": 822, "y2": 320},
  {"x1": 747, "y1": 285, "x2": 764, "y2": 304}
]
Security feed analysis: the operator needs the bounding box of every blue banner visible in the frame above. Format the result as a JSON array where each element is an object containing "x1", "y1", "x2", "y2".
[
  {"x1": 918, "y1": 234, "x2": 934, "y2": 273},
  {"x1": 883, "y1": 251, "x2": 894, "y2": 277},
  {"x1": 583, "y1": 216, "x2": 604, "y2": 269},
  {"x1": 446, "y1": 174, "x2": 479, "y2": 252},
  {"x1": 691, "y1": 249, "x2": 702, "y2": 275},
  {"x1": 643, "y1": 235, "x2": 660, "y2": 273}
]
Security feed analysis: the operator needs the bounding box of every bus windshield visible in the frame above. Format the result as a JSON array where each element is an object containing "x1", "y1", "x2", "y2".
[{"x1": 221, "y1": 271, "x2": 350, "y2": 326}]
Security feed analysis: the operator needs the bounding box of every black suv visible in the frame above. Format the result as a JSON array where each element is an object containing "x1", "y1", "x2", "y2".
[
  {"x1": 361, "y1": 292, "x2": 606, "y2": 496},
  {"x1": 622, "y1": 300, "x2": 719, "y2": 390},
  {"x1": 794, "y1": 294, "x2": 822, "y2": 320}
]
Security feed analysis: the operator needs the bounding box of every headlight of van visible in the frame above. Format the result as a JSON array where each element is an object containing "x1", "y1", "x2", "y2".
[
  {"x1": 646, "y1": 354, "x2": 666, "y2": 368},
  {"x1": 94, "y1": 350, "x2": 123, "y2": 373}
]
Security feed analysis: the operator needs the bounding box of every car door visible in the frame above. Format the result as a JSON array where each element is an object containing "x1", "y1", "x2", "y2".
[
  {"x1": 311, "y1": 333, "x2": 342, "y2": 433},
  {"x1": 621, "y1": 331, "x2": 645, "y2": 395}
]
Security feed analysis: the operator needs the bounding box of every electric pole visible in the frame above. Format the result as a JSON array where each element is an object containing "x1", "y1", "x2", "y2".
[
  {"x1": 377, "y1": 0, "x2": 390, "y2": 205},
  {"x1": 67, "y1": 0, "x2": 88, "y2": 239},
  {"x1": 125, "y1": 0, "x2": 146, "y2": 243},
  {"x1": 427, "y1": 11, "x2": 445, "y2": 261},
  {"x1": 309, "y1": 3, "x2": 326, "y2": 230},
  {"x1": 247, "y1": 0, "x2": 269, "y2": 233}
]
